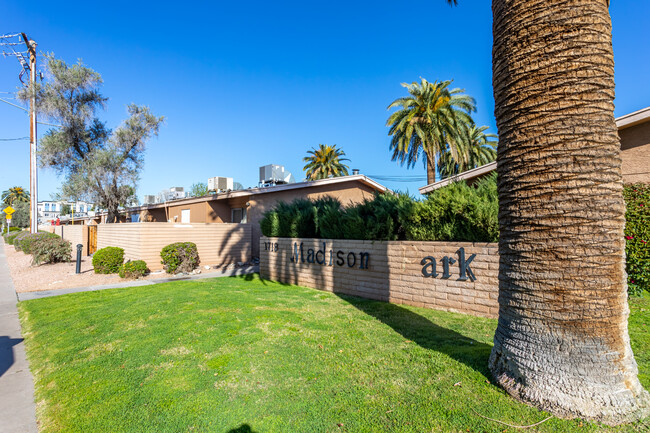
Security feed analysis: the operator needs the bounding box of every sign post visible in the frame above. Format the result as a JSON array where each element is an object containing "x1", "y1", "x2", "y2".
[{"x1": 4, "y1": 206, "x2": 15, "y2": 233}]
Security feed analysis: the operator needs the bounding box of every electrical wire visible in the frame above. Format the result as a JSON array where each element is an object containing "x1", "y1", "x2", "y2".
[{"x1": 0, "y1": 137, "x2": 28, "y2": 141}]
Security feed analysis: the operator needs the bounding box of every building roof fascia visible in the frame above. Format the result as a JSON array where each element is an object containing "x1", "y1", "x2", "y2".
[
  {"x1": 126, "y1": 175, "x2": 388, "y2": 214},
  {"x1": 418, "y1": 107, "x2": 650, "y2": 194},
  {"x1": 418, "y1": 161, "x2": 497, "y2": 195},
  {"x1": 616, "y1": 106, "x2": 650, "y2": 130}
]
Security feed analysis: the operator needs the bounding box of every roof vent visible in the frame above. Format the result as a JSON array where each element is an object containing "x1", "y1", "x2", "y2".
[{"x1": 352, "y1": 169, "x2": 360, "y2": 175}]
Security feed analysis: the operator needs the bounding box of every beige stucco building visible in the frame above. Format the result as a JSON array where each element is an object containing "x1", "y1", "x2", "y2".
[
  {"x1": 419, "y1": 106, "x2": 650, "y2": 194},
  {"x1": 85, "y1": 175, "x2": 387, "y2": 257}
]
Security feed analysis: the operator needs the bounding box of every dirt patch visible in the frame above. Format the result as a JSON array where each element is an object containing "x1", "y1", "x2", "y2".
[{"x1": 3, "y1": 241, "x2": 246, "y2": 293}]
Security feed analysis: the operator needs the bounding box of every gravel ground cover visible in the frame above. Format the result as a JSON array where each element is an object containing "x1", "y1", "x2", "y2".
[{"x1": 3, "y1": 240, "x2": 240, "y2": 293}]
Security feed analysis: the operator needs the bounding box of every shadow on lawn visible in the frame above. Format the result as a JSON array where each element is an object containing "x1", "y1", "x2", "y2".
[
  {"x1": 226, "y1": 424, "x2": 259, "y2": 433},
  {"x1": 336, "y1": 294, "x2": 493, "y2": 379}
]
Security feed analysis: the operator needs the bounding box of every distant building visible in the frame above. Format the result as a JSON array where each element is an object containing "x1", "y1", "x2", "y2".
[{"x1": 37, "y1": 200, "x2": 95, "y2": 224}]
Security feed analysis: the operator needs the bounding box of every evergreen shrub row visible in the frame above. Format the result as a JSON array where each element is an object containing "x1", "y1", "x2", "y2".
[
  {"x1": 260, "y1": 174, "x2": 499, "y2": 243},
  {"x1": 624, "y1": 184, "x2": 649, "y2": 295}
]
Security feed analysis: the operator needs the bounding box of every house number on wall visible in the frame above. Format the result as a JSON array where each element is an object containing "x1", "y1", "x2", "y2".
[
  {"x1": 264, "y1": 242, "x2": 279, "y2": 252},
  {"x1": 420, "y1": 247, "x2": 477, "y2": 281}
]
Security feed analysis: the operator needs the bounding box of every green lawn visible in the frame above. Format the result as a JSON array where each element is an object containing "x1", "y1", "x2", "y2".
[{"x1": 18, "y1": 275, "x2": 650, "y2": 433}]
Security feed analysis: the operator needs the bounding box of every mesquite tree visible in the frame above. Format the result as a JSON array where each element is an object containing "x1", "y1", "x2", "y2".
[{"x1": 20, "y1": 55, "x2": 163, "y2": 222}]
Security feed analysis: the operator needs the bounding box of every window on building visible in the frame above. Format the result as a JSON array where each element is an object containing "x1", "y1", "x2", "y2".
[
  {"x1": 45, "y1": 203, "x2": 50, "y2": 211},
  {"x1": 231, "y1": 208, "x2": 247, "y2": 223},
  {"x1": 181, "y1": 209, "x2": 191, "y2": 224}
]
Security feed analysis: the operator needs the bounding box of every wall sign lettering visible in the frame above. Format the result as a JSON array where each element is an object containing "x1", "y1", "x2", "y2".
[
  {"x1": 421, "y1": 247, "x2": 477, "y2": 281},
  {"x1": 290, "y1": 242, "x2": 369, "y2": 269}
]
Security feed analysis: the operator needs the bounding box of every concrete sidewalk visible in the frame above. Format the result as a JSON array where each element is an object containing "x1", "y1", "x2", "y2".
[
  {"x1": 0, "y1": 240, "x2": 38, "y2": 433},
  {"x1": 17, "y1": 265, "x2": 259, "y2": 301}
]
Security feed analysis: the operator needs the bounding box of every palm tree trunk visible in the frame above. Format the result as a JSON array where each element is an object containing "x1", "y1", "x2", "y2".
[
  {"x1": 426, "y1": 153, "x2": 436, "y2": 185},
  {"x1": 490, "y1": 0, "x2": 649, "y2": 425}
]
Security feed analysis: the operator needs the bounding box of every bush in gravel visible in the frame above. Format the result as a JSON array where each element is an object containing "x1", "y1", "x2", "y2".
[
  {"x1": 4, "y1": 229, "x2": 24, "y2": 244},
  {"x1": 31, "y1": 237, "x2": 72, "y2": 265},
  {"x1": 92, "y1": 246, "x2": 125, "y2": 274},
  {"x1": 15, "y1": 232, "x2": 60, "y2": 254},
  {"x1": 7, "y1": 230, "x2": 29, "y2": 246},
  {"x1": 161, "y1": 242, "x2": 200, "y2": 274},
  {"x1": 119, "y1": 260, "x2": 149, "y2": 279}
]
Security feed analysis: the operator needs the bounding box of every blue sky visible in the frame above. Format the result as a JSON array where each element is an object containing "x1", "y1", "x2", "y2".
[{"x1": 1, "y1": 1, "x2": 648, "y2": 202}]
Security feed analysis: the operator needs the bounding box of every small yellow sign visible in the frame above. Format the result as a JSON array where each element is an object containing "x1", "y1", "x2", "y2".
[{"x1": 4, "y1": 206, "x2": 15, "y2": 215}]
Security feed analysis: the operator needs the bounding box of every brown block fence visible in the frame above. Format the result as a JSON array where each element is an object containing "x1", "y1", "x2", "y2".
[
  {"x1": 42, "y1": 223, "x2": 252, "y2": 271},
  {"x1": 41, "y1": 225, "x2": 89, "y2": 255},
  {"x1": 260, "y1": 237, "x2": 499, "y2": 318},
  {"x1": 97, "y1": 223, "x2": 251, "y2": 271}
]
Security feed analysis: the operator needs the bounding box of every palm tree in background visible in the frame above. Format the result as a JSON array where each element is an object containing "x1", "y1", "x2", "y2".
[
  {"x1": 386, "y1": 78, "x2": 475, "y2": 184},
  {"x1": 1, "y1": 186, "x2": 30, "y2": 206},
  {"x1": 442, "y1": 0, "x2": 649, "y2": 424},
  {"x1": 303, "y1": 144, "x2": 350, "y2": 180},
  {"x1": 438, "y1": 124, "x2": 497, "y2": 179}
]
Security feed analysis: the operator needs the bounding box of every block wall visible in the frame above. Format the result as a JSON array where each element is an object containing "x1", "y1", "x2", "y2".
[
  {"x1": 260, "y1": 237, "x2": 499, "y2": 318},
  {"x1": 97, "y1": 223, "x2": 252, "y2": 271}
]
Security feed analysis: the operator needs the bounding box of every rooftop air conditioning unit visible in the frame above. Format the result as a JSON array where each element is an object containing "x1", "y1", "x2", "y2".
[
  {"x1": 143, "y1": 195, "x2": 157, "y2": 205},
  {"x1": 259, "y1": 164, "x2": 295, "y2": 186},
  {"x1": 208, "y1": 177, "x2": 234, "y2": 192}
]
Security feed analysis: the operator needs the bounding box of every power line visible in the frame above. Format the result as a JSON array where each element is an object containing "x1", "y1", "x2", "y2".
[
  {"x1": 0, "y1": 137, "x2": 28, "y2": 141},
  {"x1": 0, "y1": 97, "x2": 26, "y2": 111},
  {"x1": 0, "y1": 98, "x2": 62, "y2": 127}
]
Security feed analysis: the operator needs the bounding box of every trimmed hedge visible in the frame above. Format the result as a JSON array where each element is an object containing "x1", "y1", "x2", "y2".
[
  {"x1": 31, "y1": 237, "x2": 72, "y2": 265},
  {"x1": 92, "y1": 247, "x2": 125, "y2": 274},
  {"x1": 624, "y1": 184, "x2": 649, "y2": 296},
  {"x1": 260, "y1": 174, "x2": 498, "y2": 243},
  {"x1": 161, "y1": 242, "x2": 200, "y2": 274},
  {"x1": 119, "y1": 260, "x2": 149, "y2": 279}
]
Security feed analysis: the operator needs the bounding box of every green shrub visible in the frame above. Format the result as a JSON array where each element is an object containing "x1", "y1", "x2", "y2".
[
  {"x1": 4, "y1": 229, "x2": 24, "y2": 244},
  {"x1": 624, "y1": 184, "x2": 649, "y2": 296},
  {"x1": 403, "y1": 174, "x2": 499, "y2": 242},
  {"x1": 161, "y1": 242, "x2": 200, "y2": 274},
  {"x1": 92, "y1": 246, "x2": 125, "y2": 274},
  {"x1": 15, "y1": 232, "x2": 60, "y2": 254},
  {"x1": 2, "y1": 226, "x2": 20, "y2": 235},
  {"x1": 31, "y1": 237, "x2": 72, "y2": 265},
  {"x1": 260, "y1": 199, "x2": 319, "y2": 238},
  {"x1": 119, "y1": 260, "x2": 149, "y2": 279},
  {"x1": 340, "y1": 192, "x2": 410, "y2": 240}
]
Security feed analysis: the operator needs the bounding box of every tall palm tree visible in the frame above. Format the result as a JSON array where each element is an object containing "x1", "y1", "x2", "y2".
[
  {"x1": 302, "y1": 144, "x2": 350, "y2": 180},
  {"x1": 438, "y1": 124, "x2": 497, "y2": 178},
  {"x1": 449, "y1": 0, "x2": 650, "y2": 424},
  {"x1": 1, "y1": 186, "x2": 30, "y2": 206},
  {"x1": 386, "y1": 78, "x2": 475, "y2": 184}
]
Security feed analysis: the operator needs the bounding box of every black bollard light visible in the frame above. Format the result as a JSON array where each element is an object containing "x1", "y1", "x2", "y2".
[{"x1": 75, "y1": 244, "x2": 83, "y2": 274}]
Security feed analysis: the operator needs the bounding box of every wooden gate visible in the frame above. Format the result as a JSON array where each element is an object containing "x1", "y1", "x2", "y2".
[{"x1": 88, "y1": 225, "x2": 97, "y2": 255}]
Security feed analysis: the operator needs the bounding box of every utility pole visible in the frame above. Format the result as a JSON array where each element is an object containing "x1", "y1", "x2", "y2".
[{"x1": 22, "y1": 33, "x2": 38, "y2": 234}]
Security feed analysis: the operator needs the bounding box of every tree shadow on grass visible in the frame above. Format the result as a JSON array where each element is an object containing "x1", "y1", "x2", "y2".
[
  {"x1": 226, "y1": 424, "x2": 259, "y2": 433},
  {"x1": 335, "y1": 294, "x2": 493, "y2": 379}
]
